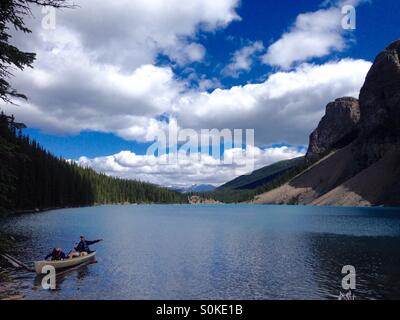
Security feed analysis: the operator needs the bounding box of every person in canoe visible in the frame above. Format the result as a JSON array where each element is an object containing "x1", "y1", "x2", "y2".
[
  {"x1": 69, "y1": 235, "x2": 102, "y2": 258},
  {"x1": 45, "y1": 248, "x2": 67, "y2": 261}
]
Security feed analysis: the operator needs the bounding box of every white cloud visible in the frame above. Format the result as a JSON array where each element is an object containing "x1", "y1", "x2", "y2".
[
  {"x1": 1, "y1": 58, "x2": 371, "y2": 145},
  {"x1": 75, "y1": 146, "x2": 305, "y2": 187},
  {"x1": 0, "y1": 0, "x2": 242, "y2": 141},
  {"x1": 222, "y1": 41, "x2": 265, "y2": 77},
  {"x1": 1, "y1": 34, "x2": 184, "y2": 140},
  {"x1": 62, "y1": 0, "x2": 240, "y2": 68},
  {"x1": 9, "y1": 0, "x2": 241, "y2": 71},
  {"x1": 174, "y1": 58, "x2": 371, "y2": 145},
  {"x1": 165, "y1": 43, "x2": 207, "y2": 65},
  {"x1": 262, "y1": 1, "x2": 362, "y2": 68}
]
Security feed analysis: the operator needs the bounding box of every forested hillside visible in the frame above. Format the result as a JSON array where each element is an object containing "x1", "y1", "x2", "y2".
[
  {"x1": 218, "y1": 157, "x2": 304, "y2": 190},
  {"x1": 0, "y1": 112, "x2": 187, "y2": 214},
  {"x1": 193, "y1": 157, "x2": 313, "y2": 203}
]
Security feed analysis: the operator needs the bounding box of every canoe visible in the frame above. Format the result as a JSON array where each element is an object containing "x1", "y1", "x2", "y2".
[{"x1": 34, "y1": 252, "x2": 96, "y2": 274}]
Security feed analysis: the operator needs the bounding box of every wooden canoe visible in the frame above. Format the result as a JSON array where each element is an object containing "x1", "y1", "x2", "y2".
[{"x1": 34, "y1": 252, "x2": 96, "y2": 274}]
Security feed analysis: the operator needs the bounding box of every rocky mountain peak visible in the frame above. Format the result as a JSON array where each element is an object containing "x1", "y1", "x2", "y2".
[
  {"x1": 306, "y1": 97, "x2": 360, "y2": 160},
  {"x1": 358, "y1": 39, "x2": 400, "y2": 135},
  {"x1": 254, "y1": 40, "x2": 400, "y2": 207},
  {"x1": 307, "y1": 40, "x2": 400, "y2": 162},
  {"x1": 352, "y1": 39, "x2": 400, "y2": 167}
]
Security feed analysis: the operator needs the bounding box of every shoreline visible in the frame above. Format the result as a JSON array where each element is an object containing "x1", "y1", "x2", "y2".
[
  {"x1": 1, "y1": 202, "x2": 398, "y2": 219},
  {"x1": 1, "y1": 201, "x2": 188, "y2": 217},
  {"x1": 0, "y1": 233, "x2": 22, "y2": 300}
]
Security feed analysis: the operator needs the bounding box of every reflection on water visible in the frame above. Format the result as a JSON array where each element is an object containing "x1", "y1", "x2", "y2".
[
  {"x1": 32, "y1": 261, "x2": 96, "y2": 291},
  {"x1": 1, "y1": 204, "x2": 400, "y2": 300}
]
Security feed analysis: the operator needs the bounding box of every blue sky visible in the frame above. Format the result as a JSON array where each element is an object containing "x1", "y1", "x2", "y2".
[{"x1": 2, "y1": 0, "x2": 399, "y2": 186}]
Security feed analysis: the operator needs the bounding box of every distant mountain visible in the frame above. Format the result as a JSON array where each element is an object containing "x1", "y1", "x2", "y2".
[
  {"x1": 174, "y1": 184, "x2": 217, "y2": 193},
  {"x1": 253, "y1": 40, "x2": 400, "y2": 207},
  {"x1": 187, "y1": 184, "x2": 217, "y2": 192},
  {"x1": 218, "y1": 157, "x2": 304, "y2": 190}
]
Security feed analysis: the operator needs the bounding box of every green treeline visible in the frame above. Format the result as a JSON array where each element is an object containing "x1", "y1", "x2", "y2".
[{"x1": 0, "y1": 112, "x2": 187, "y2": 214}]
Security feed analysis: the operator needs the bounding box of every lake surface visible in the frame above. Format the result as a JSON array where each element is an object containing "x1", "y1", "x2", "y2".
[{"x1": 1, "y1": 204, "x2": 400, "y2": 300}]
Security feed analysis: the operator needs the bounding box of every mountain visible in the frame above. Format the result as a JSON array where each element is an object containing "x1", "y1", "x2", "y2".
[
  {"x1": 306, "y1": 97, "x2": 360, "y2": 160},
  {"x1": 218, "y1": 157, "x2": 304, "y2": 190},
  {"x1": 174, "y1": 184, "x2": 217, "y2": 193},
  {"x1": 253, "y1": 40, "x2": 400, "y2": 207},
  {"x1": 188, "y1": 184, "x2": 217, "y2": 192}
]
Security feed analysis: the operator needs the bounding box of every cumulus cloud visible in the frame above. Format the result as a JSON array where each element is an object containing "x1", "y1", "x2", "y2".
[
  {"x1": 222, "y1": 41, "x2": 265, "y2": 77},
  {"x1": 0, "y1": 0, "x2": 241, "y2": 139},
  {"x1": 75, "y1": 146, "x2": 305, "y2": 187},
  {"x1": 165, "y1": 43, "x2": 207, "y2": 66},
  {"x1": 262, "y1": 1, "x2": 362, "y2": 68},
  {"x1": 1, "y1": 35, "x2": 184, "y2": 139},
  {"x1": 57, "y1": 0, "x2": 241, "y2": 68},
  {"x1": 1, "y1": 58, "x2": 371, "y2": 144},
  {"x1": 174, "y1": 58, "x2": 371, "y2": 145}
]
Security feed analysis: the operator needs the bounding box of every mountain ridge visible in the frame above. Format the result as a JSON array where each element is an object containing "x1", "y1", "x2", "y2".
[
  {"x1": 173, "y1": 184, "x2": 217, "y2": 193},
  {"x1": 218, "y1": 157, "x2": 304, "y2": 190},
  {"x1": 253, "y1": 40, "x2": 400, "y2": 207}
]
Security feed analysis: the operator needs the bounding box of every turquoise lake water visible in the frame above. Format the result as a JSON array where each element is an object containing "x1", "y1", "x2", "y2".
[{"x1": 1, "y1": 204, "x2": 400, "y2": 300}]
